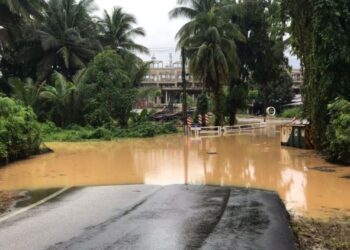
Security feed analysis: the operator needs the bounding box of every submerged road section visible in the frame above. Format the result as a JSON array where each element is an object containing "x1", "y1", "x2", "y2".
[{"x1": 0, "y1": 185, "x2": 296, "y2": 250}]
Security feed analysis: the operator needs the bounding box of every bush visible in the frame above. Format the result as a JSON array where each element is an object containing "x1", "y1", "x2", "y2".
[
  {"x1": 281, "y1": 107, "x2": 302, "y2": 118},
  {"x1": 40, "y1": 121, "x2": 178, "y2": 142},
  {"x1": 325, "y1": 98, "x2": 350, "y2": 164},
  {"x1": 0, "y1": 97, "x2": 41, "y2": 164}
]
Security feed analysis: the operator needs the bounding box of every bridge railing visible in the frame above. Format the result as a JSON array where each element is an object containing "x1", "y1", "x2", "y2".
[
  {"x1": 199, "y1": 126, "x2": 222, "y2": 136},
  {"x1": 189, "y1": 123, "x2": 266, "y2": 137},
  {"x1": 222, "y1": 123, "x2": 265, "y2": 135}
]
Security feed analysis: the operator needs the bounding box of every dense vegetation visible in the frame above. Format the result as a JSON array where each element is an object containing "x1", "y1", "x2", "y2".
[
  {"x1": 325, "y1": 99, "x2": 350, "y2": 164},
  {"x1": 282, "y1": 0, "x2": 350, "y2": 163},
  {"x1": 41, "y1": 121, "x2": 177, "y2": 142},
  {"x1": 0, "y1": 97, "x2": 41, "y2": 164},
  {"x1": 170, "y1": 0, "x2": 293, "y2": 125},
  {"x1": 0, "y1": 0, "x2": 176, "y2": 163}
]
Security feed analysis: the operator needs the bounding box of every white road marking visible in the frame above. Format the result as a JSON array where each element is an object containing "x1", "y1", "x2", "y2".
[{"x1": 0, "y1": 187, "x2": 70, "y2": 224}]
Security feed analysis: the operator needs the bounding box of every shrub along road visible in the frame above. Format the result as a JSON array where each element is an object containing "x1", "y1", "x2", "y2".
[{"x1": 0, "y1": 185, "x2": 296, "y2": 250}]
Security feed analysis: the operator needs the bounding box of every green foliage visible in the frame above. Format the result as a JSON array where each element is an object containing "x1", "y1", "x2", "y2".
[
  {"x1": 40, "y1": 72, "x2": 76, "y2": 127},
  {"x1": 0, "y1": 0, "x2": 46, "y2": 46},
  {"x1": 281, "y1": 107, "x2": 302, "y2": 118},
  {"x1": 0, "y1": 97, "x2": 41, "y2": 163},
  {"x1": 41, "y1": 121, "x2": 178, "y2": 142},
  {"x1": 22, "y1": 0, "x2": 101, "y2": 81},
  {"x1": 83, "y1": 51, "x2": 137, "y2": 128},
  {"x1": 9, "y1": 77, "x2": 41, "y2": 109},
  {"x1": 325, "y1": 98, "x2": 350, "y2": 164},
  {"x1": 171, "y1": 0, "x2": 245, "y2": 126},
  {"x1": 100, "y1": 7, "x2": 149, "y2": 55},
  {"x1": 282, "y1": 0, "x2": 350, "y2": 156},
  {"x1": 197, "y1": 94, "x2": 209, "y2": 116},
  {"x1": 248, "y1": 89, "x2": 259, "y2": 102},
  {"x1": 225, "y1": 83, "x2": 248, "y2": 125},
  {"x1": 265, "y1": 69, "x2": 294, "y2": 108},
  {"x1": 240, "y1": 0, "x2": 289, "y2": 110}
]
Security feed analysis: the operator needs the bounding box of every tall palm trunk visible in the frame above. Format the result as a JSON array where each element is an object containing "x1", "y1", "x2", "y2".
[{"x1": 214, "y1": 66, "x2": 224, "y2": 126}]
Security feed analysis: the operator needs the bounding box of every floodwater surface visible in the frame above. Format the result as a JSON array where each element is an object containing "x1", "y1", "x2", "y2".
[{"x1": 0, "y1": 126, "x2": 349, "y2": 218}]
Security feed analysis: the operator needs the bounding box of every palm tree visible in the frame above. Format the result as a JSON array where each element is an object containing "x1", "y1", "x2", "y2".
[
  {"x1": 100, "y1": 7, "x2": 149, "y2": 55},
  {"x1": 9, "y1": 77, "x2": 42, "y2": 108},
  {"x1": 169, "y1": 0, "x2": 216, "y2": 19},
  {"x1": 23, "y1": 0, "x2": 101, "y2": 81},
  {"x1": 40, "y1": 71, "x2": 76, "y2": 126},
  {"x1": 122, "y1": 53, "x2": 151, "y2": 87},
  {"x1": 0, "y1": 0, "x2": 46, "y2": 44},
  {"x1": 170, "y1": 0, "x2": 244, "y2": 125}
]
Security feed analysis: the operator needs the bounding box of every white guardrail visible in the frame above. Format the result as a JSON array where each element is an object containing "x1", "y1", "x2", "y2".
[
  {"x1": 190, "y1": 123, "x2": 266, "y2": 137},
  {"x1": 222, "y1": 122, "x2": 266, "y2": 134}
]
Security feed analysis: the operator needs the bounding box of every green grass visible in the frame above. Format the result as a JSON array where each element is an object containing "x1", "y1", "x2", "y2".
[
  {"x1": 40, "y1": 121, "x2": 178, "y2": 142},
  {"x1": 280, "y1": 107, "x2": 302, "y2": 118}
]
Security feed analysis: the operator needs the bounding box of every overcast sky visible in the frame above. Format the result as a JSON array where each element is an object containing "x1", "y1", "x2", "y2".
[{"x1": 97, "y1": 0, "x2": 300, "y2": 68}]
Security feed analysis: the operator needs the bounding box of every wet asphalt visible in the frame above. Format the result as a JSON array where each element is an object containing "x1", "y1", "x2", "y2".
[{"x1": 0, "y1": 185, "x2": 296, "y2": 250}]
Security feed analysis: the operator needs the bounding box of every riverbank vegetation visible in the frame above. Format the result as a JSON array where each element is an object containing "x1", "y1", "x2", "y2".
[
  {"x1": 292, "y1": 217, "x2": 350, "y2": 250},
  {"x1": 41, "y1": 121, "x2": 177, "y2": 142},
  {"x1": 0, "y1": 97, "x2": 41, "y2": 164},
  {"x1": 0, "y1": 0, "x2": 178, "y2": 159},
  {"x1": 281, "y1": 0, "x2": 350, "y2": 164}
]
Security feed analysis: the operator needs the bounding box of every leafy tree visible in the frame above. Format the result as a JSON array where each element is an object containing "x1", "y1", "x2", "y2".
[
  {"x1": 83, "y1": 50, "x2": 137, "y2": 128},
  {"x1": 249, "y1": 69, "x2": 293, "y2": 111},
  {"x1": 241, "y1": 0, "x2": 288, "y2": 112},
  {"x1": 0, "y1": 97, "x2": 41, "y2": 164},
  {"x1": 100, "y1": 7, "x2": 149, "y2": 55},
  {"x1": 197, "y1": 94, "x2": 209, "y2": 116},
  {"x1": 281, "y1": 0, "x2": 313, "y2": 118},
  {"x1": 282, "y1": 0, "x2": 350, "y2": 158},
  {"x1": 265, "y1": 69, "x2": 293, "y2": 109},
  {"x1": 123, "y1": 53, "x2": 151, "y2": 87},
  {"x1": 225, "y1": 83, "x2": 247, "y2": 125},
  {"x1": 326, "y1": 98, "x2": 350, "y2": 164}
]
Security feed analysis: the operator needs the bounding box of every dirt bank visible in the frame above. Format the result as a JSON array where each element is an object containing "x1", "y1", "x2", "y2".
[
  {"x1": 0, "y1": 191, "x2": 20, "y2": 215},
  {"x1": 292, "y1": 217, "x2": 350, "y2": 250}
]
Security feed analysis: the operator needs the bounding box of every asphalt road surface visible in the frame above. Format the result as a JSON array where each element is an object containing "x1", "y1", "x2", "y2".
[{"x1": 0, "y1": 185, "x2": 296, "y2": 250}]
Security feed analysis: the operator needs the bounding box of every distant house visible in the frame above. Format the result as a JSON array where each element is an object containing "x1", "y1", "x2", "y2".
[{"x1": 140, "y1": 59, "x2": 202, "y2": 107}]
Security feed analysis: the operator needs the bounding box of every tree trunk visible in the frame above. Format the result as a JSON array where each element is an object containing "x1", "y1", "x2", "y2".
[
  {"x1": 181, "y1": 48, "x2": 188, "y2": 128},
  {"x1": 214, "y1": 67, "x2": 223, "y2": 126},
  {"x1": 263, "y1": 82, "x2": 269, "y2": 115},
  {"x1": 229, "y1": 108, "x2": 237, "y2": 126}
]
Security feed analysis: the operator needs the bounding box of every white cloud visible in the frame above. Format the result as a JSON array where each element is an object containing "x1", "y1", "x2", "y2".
[
  {"x1": 97, "y1": 0, "x2": 186, "y2": 63},
  {"x1": 95, "y1": 0, "x2": 300, "y2": 68}
]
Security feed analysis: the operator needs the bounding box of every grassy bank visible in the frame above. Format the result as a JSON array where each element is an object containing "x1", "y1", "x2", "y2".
[
  {"x1": 41, "y1": 121, "x2": 178, "y2": 142},
  {"x1": 292, "y1": 217, "x2": 350, "y2": 250}
]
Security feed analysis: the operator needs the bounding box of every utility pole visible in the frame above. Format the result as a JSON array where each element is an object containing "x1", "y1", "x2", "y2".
[{"x1": 181, "y1": 47, "x2": 188, "y2": 130}]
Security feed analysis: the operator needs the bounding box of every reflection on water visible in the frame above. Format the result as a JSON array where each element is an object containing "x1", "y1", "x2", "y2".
[{"x1": 0, "y1": 127, "x2": 349, "y2": 218}]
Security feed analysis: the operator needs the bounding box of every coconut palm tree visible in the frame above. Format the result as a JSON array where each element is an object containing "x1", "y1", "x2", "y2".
[
  {"x1": 0, "y1": 0, "x2": 46, "y2": 44},
  {"x1": 9, "y1": 77, "x2": 42, "y2": 108},
  {"x1": 22, "y1": 0, "x2": 101, "y2": 81},
  {"x1": 100, "y1": 7, "x2": 149, "y2": 55},
  {"x1": 40, "y1": 71, "x2": 76, "y2": 126},
  {"x1": 169, "y1": 0, "x2": 216, "y2": 19},
  {"x1": 170, "y1": 0, "x2": 244, "y2": 125}
]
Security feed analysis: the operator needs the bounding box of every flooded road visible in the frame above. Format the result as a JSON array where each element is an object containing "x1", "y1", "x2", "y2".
[{"x1": 0, "y1": 126, "x2": 349, "y2": 218}]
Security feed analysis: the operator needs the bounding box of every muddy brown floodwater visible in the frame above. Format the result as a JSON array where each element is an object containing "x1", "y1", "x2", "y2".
[{"x1": 0, "y1": 126, "x2": 349, "y2": 219}]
